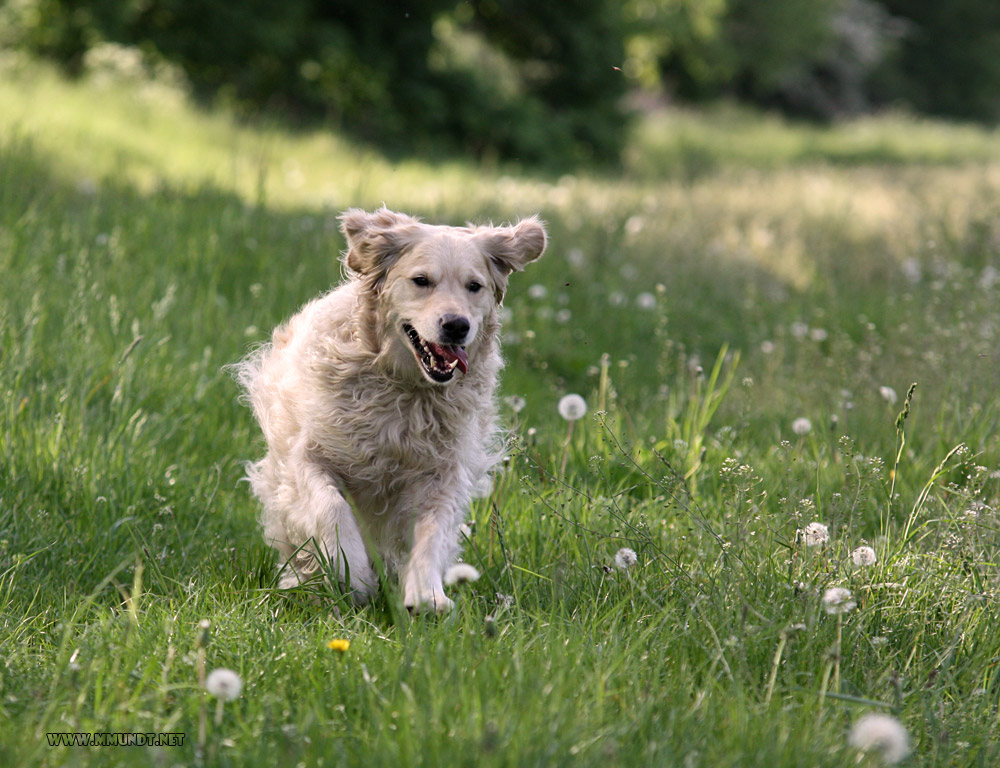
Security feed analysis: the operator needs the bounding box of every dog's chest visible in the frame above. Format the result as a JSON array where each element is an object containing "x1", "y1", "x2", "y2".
[{"x1": 313, "y1": 373, "x2": 479, "y2": 479}]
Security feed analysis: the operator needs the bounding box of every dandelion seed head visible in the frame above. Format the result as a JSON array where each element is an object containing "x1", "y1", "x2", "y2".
[
  {"x1": 901, "y1": 258, "x2": 922, "y2": 284},
  {"x1": 792, "y1": 417, "x2": 812, "y2": 436},
  {"x1": 528, "y1": 284, "x2": 548, "y2": 300},
  {"x1": 851, "y1": 546, "x2": 877, "y2": 567},
  {"x1": 558, "y1": 394, "x2": 587, "y2": 421},
  {"x1": 800, "y1": 521, "x2": 829, "y2": 547},
  {"x1": 848, "y1": 713, "x2": 910, "y2": 764},
  {"x1": 810, "y1": 328, "x2": 829, "y2": 342},
  {"x1": 614, "y1": 548, "x2": 638, "y2": 570},
  {"x1": 444, "y1": 563, "x2": 481, "y2": 586},
  {"x1": 879, "y1": 386, "x2": 898, "y2": 404},
  {"x1": 791, "y1": 321, "x2": 809, "y2": 339},
  {"x1": 205, "y1": 668, "x2": 242, "y2": 701},
  {"x1": 760, "y1": 340, "x2": 775, "y2": 354},
  {"x1": 636, "y1": 292, "x2": 657, "y2": 310},
  {"x1": 505, "y1": 395, "x2": 526, "y2": 413},
  {"x1": 822, "y1": 586, "x2": 856, "y2": 615}
]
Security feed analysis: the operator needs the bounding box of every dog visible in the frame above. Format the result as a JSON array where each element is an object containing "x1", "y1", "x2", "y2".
[{"x1": 235, "y1": 207, "x2": 546, "y2": 613}]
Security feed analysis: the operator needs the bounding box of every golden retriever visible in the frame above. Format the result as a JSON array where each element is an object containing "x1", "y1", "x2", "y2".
[{"x1": 235, "y1": 207, "x2": 546, "y2": 612}]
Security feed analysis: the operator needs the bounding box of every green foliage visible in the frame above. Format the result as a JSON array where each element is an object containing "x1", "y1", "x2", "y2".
[
  {"x1": 874, "y1": 0, "x2": 1000, "y2": 123},
  {"x1": 0, "y1": 0, "x2": 627, "y2": 166}
]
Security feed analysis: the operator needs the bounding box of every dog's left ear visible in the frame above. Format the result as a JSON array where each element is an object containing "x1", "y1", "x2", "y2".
[
  {"x1": 340, "y1": 207, "x2": 424, "y2": 280},
  {"x1": 477, "y1": 216, "x2": 547, "y2": 302}
]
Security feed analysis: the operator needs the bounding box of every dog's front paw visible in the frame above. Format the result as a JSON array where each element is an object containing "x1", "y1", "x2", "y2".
[{"x1": 404, "y1": 588, "x2": 454, "y2": 615}]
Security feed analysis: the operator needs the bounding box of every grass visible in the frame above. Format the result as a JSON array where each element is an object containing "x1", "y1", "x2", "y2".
[{"x1": 2, "y1": 56, "x2": 1000, "y2": 766}]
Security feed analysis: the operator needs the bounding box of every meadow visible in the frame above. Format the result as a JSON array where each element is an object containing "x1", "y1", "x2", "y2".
[{"x1": 1, "y1": 55, "x2": 999, "y2": 766}]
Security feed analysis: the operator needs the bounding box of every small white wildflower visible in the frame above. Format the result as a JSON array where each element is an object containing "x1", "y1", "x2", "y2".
[
  {"x1": 567, "y1": 247, "x2": 585, "y2": 267},
  {"x1": 800, "y1": 521, "x2": 829, "y2": 547},
  {"x1": 901, "y1": 258, "x2": 922, "y2": 284},
  {"x1": 625, "y1": 215, "x2": 645, "y2": 237},
  {"x1": 792, "y1": 417, "x2": 812, "y2": 436},
  {"x1": 555, "y1": 308, "x2": 572, "y2": 323},
  {"x1": 810, "y1": 328, "x2": 829, "y2": 342},
  {"x1": 527, "y1": 284, "x2": 548, "y2": 300},
  {"x1": 558, "y1": 394, "x2": 587, "y2": 421},
  {"x1": 614, "y1": 548, "x2": 638, "y2": 570},
  {"x1": 444, "y1": 563, "x2": 481, "y2": 585},
  {"x1": 505, "y1": 395, "x2": 526, "y2": 413},
  {"x1": 822, "y1": 586, "x2": 856, "y2": 615},
  {"x1": 791, "y1": 321, "x2": 809, "y2": 339},
  {"x1": 636, "y1": 292, "x2": 657, "y2": 310},
  {"x1": 980, "y1": 265, "x2": 999, "y2": 290},
  {"x1": 851, "y1": 546, "x2": 877, "y2": 567},
  {"x1": 205, "y1": 668, "x2": 242, "y2": 701},
  {"x1": 879, "y1": 386, "x2": 898, "y2": 405},
  {"x1": 609, "y1": 290, "x2": 627, "y2": 307},
  {"x1": 760, "y1": 340, "x2": 775, "y2": 354},
  {"x1": 848, "y1": 713, "x2": 910, "y2": 764}
]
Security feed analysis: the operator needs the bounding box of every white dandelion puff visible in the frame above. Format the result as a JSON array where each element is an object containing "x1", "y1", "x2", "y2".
[
  {"x1": 760, "y1": 340, "x2": 775, "y2": 354},
  {"x1": 505, "y1": 395, "x2": 526, "y2": 414},
  {"x1": 444, "y1": 563, "x2": 481, "y2": 585},
  {"x1": 636, "y1": 292, "x2": 657, "y2": 310},
  {"x1": 800, "y1": 521, "x2": 829, "y2": 547},
  {"x1": 558, "y1": 394, "x2": 587, "y2": 421},
  {"x1": 205, "y1": 668, "x2": 242, "y2": 701},
  {"x1": 848, "y1": 713, "x2": 910, "y2": 764},
  {"x1": 791, "y1": 321, "x2": 809, "y2": 339},
  {"x1": 851, "y1": 546, "x2": 877, "y2": 567},
  {"x1": 879, "y1": 386, "x2": 898, "y2": 405},
  {"x1": 792, "y1": 417, "x2": 812, "y2": 436},
  {"x1": 614, "y1": 548, "x2": 638, "y2": 570},
  {"x1": 822, "y1": 586, "x2": 856, "y2": 615},
  {"x1": 527, "y1": 284, "x2": 548, "y2": 300},
  {"x1": 810, "y1": 328, "x2": 829, "y2": 342}
]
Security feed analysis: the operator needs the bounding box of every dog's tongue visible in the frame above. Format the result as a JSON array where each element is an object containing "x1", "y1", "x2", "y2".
[{"x1": 430, "y1": 343, "x2": 468, "y2": 374}]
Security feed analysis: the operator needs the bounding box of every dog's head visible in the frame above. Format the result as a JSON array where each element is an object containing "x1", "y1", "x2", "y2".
[{"x1": 340, "y1": 207, "x2": 546, "y2": 385}]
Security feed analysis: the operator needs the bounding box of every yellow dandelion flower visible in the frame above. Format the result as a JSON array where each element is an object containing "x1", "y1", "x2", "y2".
[{"x1": 327, "y1": 639, "x2": 350, "y2": 652}]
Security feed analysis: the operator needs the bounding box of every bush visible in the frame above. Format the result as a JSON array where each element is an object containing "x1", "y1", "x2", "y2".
[{"x1": 0, "y1": 0, "x2": 628, "y2": 167}]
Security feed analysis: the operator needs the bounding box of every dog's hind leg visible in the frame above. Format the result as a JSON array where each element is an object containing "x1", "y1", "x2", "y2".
[{"x1": 251, "y1": 448, "x2": 377, "y2": 602}]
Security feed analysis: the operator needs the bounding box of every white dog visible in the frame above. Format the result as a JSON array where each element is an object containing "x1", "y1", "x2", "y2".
[{"x1": 235, "y1": 207, "x2": 546, "y2": 613}]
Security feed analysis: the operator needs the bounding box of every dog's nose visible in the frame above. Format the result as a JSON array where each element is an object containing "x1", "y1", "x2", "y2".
[{"x1": 440, "y1": 314, "x2": 471, "y2": 344}]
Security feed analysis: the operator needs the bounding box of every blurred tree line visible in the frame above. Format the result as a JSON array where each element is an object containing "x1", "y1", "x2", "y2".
[{"x1": 2, "y1": 0, "x2": 999, "y2": 166}]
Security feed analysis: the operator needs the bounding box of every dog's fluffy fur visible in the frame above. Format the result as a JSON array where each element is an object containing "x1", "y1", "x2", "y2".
[{"x1": 235, "y1": 208, "x2": 545, "y2": 612}]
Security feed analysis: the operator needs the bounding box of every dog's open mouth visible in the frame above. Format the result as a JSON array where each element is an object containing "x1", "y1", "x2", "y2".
[{"x1": 402, "y1": 324, "x2": 469, "y2": 383}]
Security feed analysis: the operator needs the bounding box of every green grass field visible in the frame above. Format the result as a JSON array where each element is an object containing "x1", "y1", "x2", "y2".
[{"x1": 2, "y1": 57, "x2": 999, "y2": 766}]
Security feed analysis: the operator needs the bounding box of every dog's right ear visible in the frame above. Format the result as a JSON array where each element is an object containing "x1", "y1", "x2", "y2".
[
  {"x1": 476, "y1": 216, "x2": 547, "y2": 302},
  {"x1": 340, "y1": 207, "x2": 423, "y2": 278}
]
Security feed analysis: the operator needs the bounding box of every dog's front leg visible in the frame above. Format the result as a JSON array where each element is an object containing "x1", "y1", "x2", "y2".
[{"x1": 401, "y1": 485, "x2": 465, "y2": 614}]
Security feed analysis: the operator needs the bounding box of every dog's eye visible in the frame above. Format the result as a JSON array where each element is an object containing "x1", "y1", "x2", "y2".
[
  {"x1": 467, "y1": 281, "x2": 482, "y2": 293},
  {"x1": 412, "y1": 276, "x2": 431, "y2": 287}
]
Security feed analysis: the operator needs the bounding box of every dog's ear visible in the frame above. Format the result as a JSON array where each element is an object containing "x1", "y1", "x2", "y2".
[
  {"x1": 340, "y1": 207, "x2": 423, "y2": 278},
  {"x1": 476, "y1": 216, "x2": 547, "y2": 302}
]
